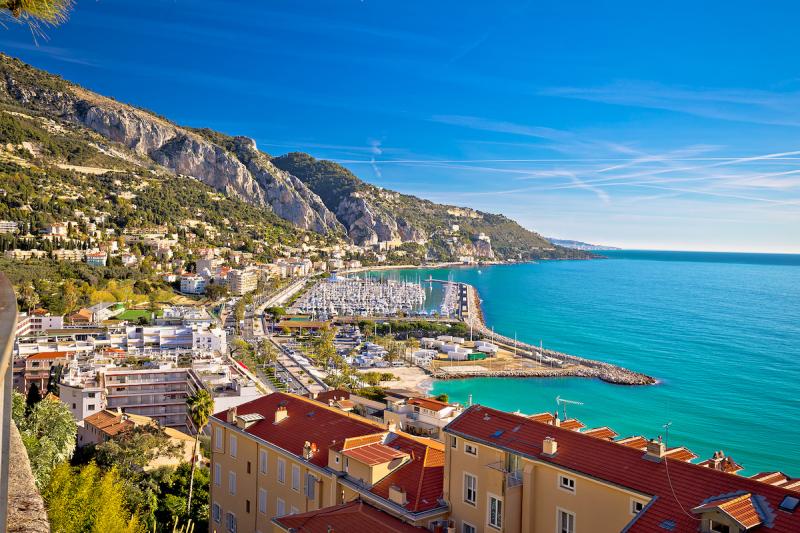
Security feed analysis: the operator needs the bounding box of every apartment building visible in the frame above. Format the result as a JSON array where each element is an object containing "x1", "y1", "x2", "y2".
[
  {"x1": 18, "y1": 351, "x2": 73, "y2": 393},
  {"x1": 383, "y1": 394, "x2": 464, "y2": 442},
  {"x1": 58, "y1": 375, "x2": 104, "y2": 421},
  {"x1": 208, "y1": 392, "x2": 448, "y2": 533},
  {"x1": 181, "y1": 274, "x2": 207, "y2": 295},
  {"x1": 227, "y1": 267, "x2": 259, "y2": 296},
  {"x1": 104, "y1": 367, "x2": 203, "y2": 430},
  {"x1": 443, "y1": 405, "x2": 800, "y2": 533},
  {"x1": 14, "y1": 311, "x2": 64, "y2": 337}
]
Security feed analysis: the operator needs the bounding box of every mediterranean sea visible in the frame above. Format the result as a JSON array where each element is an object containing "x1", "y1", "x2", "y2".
[{"x1": 374, "y1": 250, "x2": 800, "y2": 475}]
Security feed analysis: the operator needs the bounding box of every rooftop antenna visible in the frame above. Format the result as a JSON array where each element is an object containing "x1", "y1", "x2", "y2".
[{"x1": 555, "y1": 396, "x2": 583, "y2": 420}]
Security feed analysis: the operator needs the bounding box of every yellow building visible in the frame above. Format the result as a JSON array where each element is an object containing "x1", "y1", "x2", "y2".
[
  {"x1": 443, "y1": 405, "x2": 800, "y2": 533},
  {"x1": 208, "y1": 392, "x2": 448, "y2": 533}
]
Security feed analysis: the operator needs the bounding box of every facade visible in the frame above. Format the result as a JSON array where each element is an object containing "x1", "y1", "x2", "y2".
[
  {"x1": 208, "y1": 392, "x2": 448, "y2": 533},
  {"x1": 20, "y1": 351, "x2": 72, "y2": 393},
  {"x1": 0, "y1": 220, "x2": 18, "y2": 233},
  {"x1": 443, "y1": 405, "x2": 800, "y2": 533},
  {"x1": 227, "y1": 267, "x2": 259, "y2": 296},
  {"x1": 104, "y1": 367, "x2": 204, "y2": 429},
  {"x1": 181, "y1": 274, "x2": 207, "y2": 295},
  {"x1": 14, "y1": 311, "x2": 64, "y2": 337},
  {"x1": 85, "y1": 251, "x2": 108, "y2": 266},
  {"x1": 58, "y1": 378, "x2": 104, "y2": 422}
]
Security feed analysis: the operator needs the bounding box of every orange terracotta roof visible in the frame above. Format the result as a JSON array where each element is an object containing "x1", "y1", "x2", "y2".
[
  {"x1": 408, "y1": 397, "x2": 449, "y2": 411},
  {"x1": 616, "y1": 435, "x2": 649, "y2": 449},
  {"x1": 750, "y1": 472, "x2": 800, "y2": 492},
  {"x1": 528, "y1": 411, "x2": 557, "y2": 423},
  {"x1": 313, "y1": 389, "x2": 351, "y2": 405},
  {"x1": 273, "y1": 500, "x2": 426, "y2": 533},
  {"x1": 560, "y1": 418, "x2": 585, "y2": 431},
  {"x1": 83, "y1": 409, "x2": 136, "y2": 437},
  {"x1": 665, "y1": 446, "x2": 698, "y2": 462},
  {"x1": 342, "y1": 442, "x2": 408, "y2": 466},
  {"x1": 26, "y1": 351, "x2": 73, "y2": 361},
  {"x1": 583, "y1": 426, "x2": 618, "y2": 440},
  {"x1": 692, "y1": 493, "x2": 763, "y2": 529},
  {"x1": 698, "y1": 454, "x2": 744, "y2": 474},
  {"x1": 445, "y1": 405, "x2": 800, "y2": 533}
]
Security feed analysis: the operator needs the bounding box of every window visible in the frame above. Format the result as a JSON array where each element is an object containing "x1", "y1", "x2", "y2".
[
  {"x1": 228, "y1": 471, "x2": 237, "y2": 495},
  {"x1": 87, "y1": 404, "x2": 95, "y2": 411},
  {"x1": 276, "y1": 498, "x2": 286, "y2": 517},
  {"x1": 345, "y1": 457, "x2": 349, "y2": 471},
  {"x1": 451, "y1": 436, "x2": 458, "y2": 448},
  {"x1": 709, "y1": 522, "x2": 731, "y2": 533},
  {"x1": 464, "y1": 443, "x2": 478, "y2": 456},
  {"x1": 215, "y1": 427, "x2": 223, "y2": 450},
  {"x1": 290, "y1": 506, "x2": 299, "y2": 515},
  {"x1": 214, "y1": 463, "x2": 221, "y2": 486},
  {"x1": 258, "y1": 488, "x2": 267, "y2": 514},
  {"x1": 488, "y1": 495, "x2": 503, "y2": 529},
  {"x1": 291, "y1": 465, "x2": 300, "y2": 491},
  {"x1": 225, "y1": 512, "x2": 237, "y2": 533},
  {"x1": 305, "y1": 473, "x2": 317, "y2": 500},
  {"x1": 464, "y1": 473, "x2": 477, "y2": 505},
  {"x1": 631, "y1": 499, "x2": 645, "y2": 515},
  {"x1": 229, "y1": 435, "x2": 238, "y2": 458},
  {"x1": 88, "y1": 392, "x2": 96, "y2": 398},
  {"x1": 559, "y1": 475, "x2": 576, "y2": 493},
  {"x1": 72, "y1": 403, "x2": 76, "y2": 409},
  {"x1": 245, "y1": 500, "x2": 250, "y2": 514},
  {"x1": 558, "y1": 509, "x2": 575, "y2": 533},
  {"x1": 212, "y1": 502, "x2": 221, "y2": 523},
  {"x1": 259, "y1": 450, "x2": 268, "y2": 474},
  {"x1": 462, "y1": 523, "x2": 476, "y2": 533},
  {"x1": 247, "y1": 461, "x2": 251, "y2": 474},
  {"x1": 277, "y1": 458, "x2": 286, "y2": 483}
]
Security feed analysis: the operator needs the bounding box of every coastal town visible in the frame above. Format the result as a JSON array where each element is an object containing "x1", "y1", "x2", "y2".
[
  {"x1": 4, "y1": 230, "x2": 799, "y2": 532},
  {"x1": 0, "y1": 3, "x2": 798, "y2": 532}
]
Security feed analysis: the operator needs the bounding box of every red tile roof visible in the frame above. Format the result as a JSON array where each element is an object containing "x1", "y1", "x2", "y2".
[
  {"x1": 750, "y1": 471, "x2": 800, "y2": 492},
  {"x1": 313, "y1": 389, "x2": 351, "y2": 405},
  {"x1": 83, "y1": 409, "x2": 136, "y2": 437},
  {"x1": 445, "y1": 405, "x2": 800, "y2": 533},
  {"x1": 343, "y1": 443, "x2": 409, "y2": 466},
  {"x1": 213, "y1": 393, "x2": 445, "y2": 514},
  {"x1": 273, "y1": 500, "x2": 426, "y2": 533},
  {"x1": 616, "y1": 435, "x2": 648, "y2": 449},
  {"x1": 692, "y1": 493, "x2": 763, "y2": 529}
]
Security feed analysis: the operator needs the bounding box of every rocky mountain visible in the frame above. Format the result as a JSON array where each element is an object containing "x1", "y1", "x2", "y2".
[
  {"x1": 0, "y1": 54, "x2": 586, "y2": 260},
  {"x1": 547, "y1": 238, "x2": 621, "y2": 251}
]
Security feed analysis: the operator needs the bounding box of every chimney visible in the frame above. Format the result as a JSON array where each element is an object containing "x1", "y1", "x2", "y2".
[
  {"x1": 303, "y1": 441, "x2": 316, "y2": 460},
  {"x1": 274, "y1": 406, "x2": 288, "y2": 424},
  {"x1": 387, "y1": 421, "x2": 398, "y2": 432},
  {"x1": 644, "y1": 436, "x2": 666, "y2": 462},
  {"x1": 542, "y1": 436, "x2": 558, "y2": 457},
  {"x1": 552, "y1": 411, "x2": 560, "y2": 427},
  {"x1": 388, "y1": 485, "x2": 407, "y2": 505},
  {"x1": 227, "y1": 406, "x2": 237, "y2": 424}
]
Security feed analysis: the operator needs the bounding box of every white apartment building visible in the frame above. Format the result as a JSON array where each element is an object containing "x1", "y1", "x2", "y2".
[
  {"x1": 15, "y1": 311, "x2": 64, "y2": 337},
  {"x1": 180, "y1": 274, "x2": 207, "y2": 294}
]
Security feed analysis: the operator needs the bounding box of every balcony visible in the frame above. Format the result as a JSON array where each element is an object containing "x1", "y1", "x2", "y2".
[
  {"x1": 486, "y1": 461, "x2": 525, "y2": 488},
  {"x1": 1, "y1": 273, "x2": 50, "y2": 532}
]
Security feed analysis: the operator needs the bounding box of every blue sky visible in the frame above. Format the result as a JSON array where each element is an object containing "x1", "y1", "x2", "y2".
[{"x1": 3, "y1": 0, "x2": 800, "y2": 252}]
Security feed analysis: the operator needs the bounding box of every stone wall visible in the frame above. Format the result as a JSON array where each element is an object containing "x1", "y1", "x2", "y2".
[{"x1": 7, "y1": 421, "x2": 49, "y2": 533}]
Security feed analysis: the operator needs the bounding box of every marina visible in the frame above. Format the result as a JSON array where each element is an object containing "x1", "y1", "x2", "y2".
[{"x1": 293, "y1": 276, "x2": 426, "y2": 317}]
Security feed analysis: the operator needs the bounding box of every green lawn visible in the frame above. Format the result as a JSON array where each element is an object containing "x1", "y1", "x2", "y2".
[{"x1": 117, "y1": 309, "x2": 162, "y2": 321}]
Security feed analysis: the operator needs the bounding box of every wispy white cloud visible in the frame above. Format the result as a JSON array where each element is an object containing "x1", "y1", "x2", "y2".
[{"x1": 543, "y1": 81, "x2": 800, "y2": 127}]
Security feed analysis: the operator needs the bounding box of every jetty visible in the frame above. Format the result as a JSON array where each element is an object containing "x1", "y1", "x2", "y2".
[{"x1": 431, "y1": 282, "x2": 656, "y2": 386}]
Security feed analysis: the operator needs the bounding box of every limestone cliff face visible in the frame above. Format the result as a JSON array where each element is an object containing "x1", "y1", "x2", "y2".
[
  {"x1": 333, "y1": 193, "x2": 427, "y2": 246},
  {"x1": 0, "y1": 58, "x2": 342, "y2": 234}
]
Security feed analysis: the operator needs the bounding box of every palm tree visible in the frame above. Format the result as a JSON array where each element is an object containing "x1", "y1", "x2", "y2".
[
  {"x1": 1, "y1": 0, "x2": 73, "y2": 33},
  {"x1": 186, "y1": 388, "x2": 214, "y2": 514}
]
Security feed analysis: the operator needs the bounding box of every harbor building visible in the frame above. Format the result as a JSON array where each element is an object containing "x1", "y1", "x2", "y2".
[
  {"x1": 208, "y1": 392, "x2": 448, "y2": 533},
  {"x1": 443, "y1": 405, "x2": 800, "y2": 533}
]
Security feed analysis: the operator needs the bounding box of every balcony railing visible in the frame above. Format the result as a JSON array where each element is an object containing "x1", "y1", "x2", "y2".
[
  {"x1": 0, "y1": 272, "x2": 50, "y2": 532},
  {"x1": 485, "y1": 461, "x2": 525, "y2": 488}
]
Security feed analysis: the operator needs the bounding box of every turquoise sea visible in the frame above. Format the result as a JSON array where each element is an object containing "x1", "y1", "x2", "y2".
[{"x1": 375, "y1": 251, "x2": 800, "y2": 476}]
